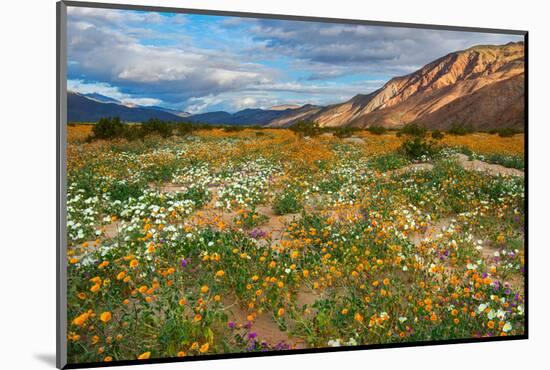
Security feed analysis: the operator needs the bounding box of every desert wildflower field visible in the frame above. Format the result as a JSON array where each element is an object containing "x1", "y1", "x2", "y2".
[{"x1": 66, "y1": 125, "x2": 525, "y2": 363}]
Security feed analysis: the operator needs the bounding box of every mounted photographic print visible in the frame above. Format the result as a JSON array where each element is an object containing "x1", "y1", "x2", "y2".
[{"x1": 57, "y1": 1, "x2": 528, "y2": 368}]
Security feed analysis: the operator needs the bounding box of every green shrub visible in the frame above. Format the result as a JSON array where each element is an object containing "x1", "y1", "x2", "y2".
[
  {"x1": 174, "y1": 122, "x2": 196, "y2": 136},
  {"x1": 289, "y1": 121, "x2": 321, "y2": 137},
  {"x1": 400, "y1": 137, "x2": 437, "y2": 160},
  {"x1": 447, "y1": 123, "x2": 474, "y2": 135},
  {"x1": 107, "y1": 181, "x2": 143, "y2": 201},
  {"x1": 366, "y1": 125, "x2": 387, "y2": 135},
  {"x1": 484, "y1": 153, "x2": 524, "y2": 169},
  {"x1": 92, "y1": 117, "x2": 125, "y2": 139},
  {"x1": 496, "y1": 128, "x2": 521, "y2": 137},
  {"x1": 400, "y1": 123, "x2": 427, "y2": 137},
  {"x1": 140, "y1": 119, "x2": 173, "y2": 138},
  {"x1": 144, "y1": 164, "x2": 176, "y2": 183},
  {"x1": 456, "y1": 145, "x2": 474, "y2": 157},
  {"x1": 182, "y1": 186, "x2": 211, "y2": 208},
  {"x1": 273, "y1": 190, "x2": 302, "y2": 215},
  {"x1": 333, "y1": 126, "x2": 358, "y2": 138},
  {"x1": 431, "y1": 130, "x2": 444, "y2": 140},
  {"x1": 318, "y1": 177, "x2": 344, "y2": 193},
  {"x1": 121, "y1": 127, "x2": 145, "y2": 141}
]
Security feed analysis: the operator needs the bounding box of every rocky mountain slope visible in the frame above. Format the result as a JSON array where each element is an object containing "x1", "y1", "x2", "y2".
[{"x1": 306, "y1": 42, "x2": 525, "y2": 129}]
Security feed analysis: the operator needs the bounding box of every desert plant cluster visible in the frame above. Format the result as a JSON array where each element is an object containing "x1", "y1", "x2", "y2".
[{"x1": 66, "y1": 124, "x2": 525, "y2": 364}]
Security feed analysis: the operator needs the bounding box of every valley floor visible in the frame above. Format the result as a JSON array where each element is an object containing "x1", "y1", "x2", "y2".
[{"x1": 65, "y1": 127, "x2": 525, "y2": 364}]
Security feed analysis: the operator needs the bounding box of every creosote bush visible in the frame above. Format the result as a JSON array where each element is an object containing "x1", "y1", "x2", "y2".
[
  {"x1": 140, "y1": 119, "x2": 173, "y2": 138},
  {"x1": 90, "y1": 117, "x2": 203, "y2": 141},
  {"x1": 92, "y1": 117, "x2": 125, "y2": 140},
  {"x1": 397, "y1": 123, "x2": 439, "y2": 160},
  {"x1": 333, "y1": 126, "x2": 359, "y2": 138},
  {"x1": 289, "y1": 120, "x2": 322, "y2": 138},
  {"x1": 400, "y1": 136, "x2": 438, "y2": 160},
  {"x1": 399, "y1": 123, "x2": 427, "y2": 137},
  {"x1": 431, "y1": 130, "x2": 445, "y2": 140},
  {"x1": 447, "y1": 123, "x2": 475, "y2": 136},
  {"x1": 366, "y1": 125, "x2": 387, "y2": 135},
  {"x1": 488, "y1": 127, "x2": 522, "y2": 137}
]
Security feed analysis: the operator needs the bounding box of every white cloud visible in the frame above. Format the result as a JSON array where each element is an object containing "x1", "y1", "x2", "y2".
[
  {"x1": 233, "y1": 97, "x2": 258, "y2": 110},
  {"x1": 67, "y1": 7, "x2": 163, "y2": 25},
  {"x1": 67, "y1": 9, "x2": 277, "y2": 106},
  {"x1": 68, "y1": 79, "x2": 122, "y2": 97},
  {"x1": 121, "y1": 97, "x2": 161, "y2": 106}
]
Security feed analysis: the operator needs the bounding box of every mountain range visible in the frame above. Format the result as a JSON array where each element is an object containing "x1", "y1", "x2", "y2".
[{"x1": 68, "y1": 42, "x2": 525, "y2": 130}]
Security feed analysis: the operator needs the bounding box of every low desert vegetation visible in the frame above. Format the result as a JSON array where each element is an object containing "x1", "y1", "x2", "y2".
[
  {"x1": 67, "y1": 120, "x2": 524, "y2": 363},
  {"x1": 488, "y1": 127, "x2": 523, "y2": 137},
  {"x1": 447, "y1": 123, "x2": 475, "y2": 136},
  {"x1": 288, "y1": 120, "x2": 322, "y2": 137},
  {"x1": 366, "y1": 125, "x2": 388, "y2": 135}
]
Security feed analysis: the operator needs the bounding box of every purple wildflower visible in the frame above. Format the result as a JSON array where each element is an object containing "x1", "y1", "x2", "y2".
[{"x1": 250, "y1": 229, "x2": 266, "y2": 239}]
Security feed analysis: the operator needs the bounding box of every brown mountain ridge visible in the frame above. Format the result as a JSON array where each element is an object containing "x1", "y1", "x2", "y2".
[{"x1": 267, "y1": 41, "x2": 525, "y2": 130}]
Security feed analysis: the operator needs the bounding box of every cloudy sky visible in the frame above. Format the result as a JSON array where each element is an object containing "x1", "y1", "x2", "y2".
[{"x1": 67, "y1": 7, "x2": 523, "y2": 114}]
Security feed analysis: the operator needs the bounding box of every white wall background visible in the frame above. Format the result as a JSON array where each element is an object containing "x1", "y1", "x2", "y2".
[{"x1": 0, "y1": 0, "x2": 547, "y2": 369}]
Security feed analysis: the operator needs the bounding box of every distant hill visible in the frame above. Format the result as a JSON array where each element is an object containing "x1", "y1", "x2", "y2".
[
  {"x1": 67, "y1": 92, "x2": 187, "y2": 123},
  {"x1": 83, "y1": 92, "x2": 121, "y2": 104},
  {"x1": 148, "y1": 106, "x2": 191, "y2": 117},
  {"x1": 186, "y1": 111, "x2": 233, "y2": 124},
  {"x1": 68, "y1": 91, "x2": 312, "y2": 125},
  {"x1": 269, "y1": 104, "x2": 301, "y2": 111}
]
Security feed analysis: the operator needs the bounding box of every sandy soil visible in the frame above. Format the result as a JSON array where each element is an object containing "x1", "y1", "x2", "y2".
[
  {"x1": 386, "y1": 154, "x2": 523, "y2": 178},
  {"x1": 454, "y1": 153, "x2": 524, "y2": 177}
]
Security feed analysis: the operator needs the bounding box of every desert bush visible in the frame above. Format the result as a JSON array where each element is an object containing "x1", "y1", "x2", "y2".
[
  {"x1": 400, "y1": 136, "x2": 438, "y2": 160},
  {"x1": 144, "y1": 163, "x2": 177, "y2": 183},
  {"x1": 289, "y1": 120, "x2": 321, "y2": 137},
  {"x1": 333, "y1": 126, "x2": 359, "y2": 138},
  {"x1": 107, "y1": 180, "x2": 143, "y2": 201},
  {"x1": 366, "y1": 125, "x2": 387, "y2": 135},
  {"x1": 121, "y1": 127, "x2": 146, "y2": 141},
  {"x1": 484, "y1": 153, "x2": 524, "y2": 169},
  {"x1": 174, "y1": 122, "x2": 196, "y2": 136},
  {"x1": 140, "y1": 119, "x2": 173, "y2": 138},
  {"x1": 447, "y1": 123, "x2": 474, "y2": 135},
  {"x1": 493, "y1": 127, "x2": 521, "y2": 137},
  {"x1": 92, "y1": 117, "x2": 125, "y2": 140},
  {"x1": 431, "y1": 130, "x2": 444, "y2": 140},
  {"x1": 400, "y1": 123, "x2": 427, "y2": 137}
]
